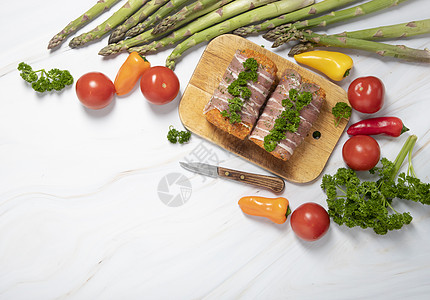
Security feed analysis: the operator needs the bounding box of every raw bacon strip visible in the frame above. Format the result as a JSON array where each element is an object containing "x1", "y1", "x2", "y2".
[{"x1": 249, "y1": 69, "x2": 325, "y2": 161}]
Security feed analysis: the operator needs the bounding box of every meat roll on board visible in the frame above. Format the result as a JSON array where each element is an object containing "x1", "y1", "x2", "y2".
[
  {"x1": 249, "y1": 69, "x2": 325, "y2": 161},
  {"x1": 204, "y1": 49, "x2": 277, "y2": 140}
]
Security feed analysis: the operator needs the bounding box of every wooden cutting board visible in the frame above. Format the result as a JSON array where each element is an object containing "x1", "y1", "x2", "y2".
[{"x1": 179, "y1": 34, "x2": 349, "y2": 183}]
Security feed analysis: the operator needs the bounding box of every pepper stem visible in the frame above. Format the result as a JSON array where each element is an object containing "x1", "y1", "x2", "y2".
[
  {"x1": 286, "y1": 205, "x2": 292, "y2": 217},
  {"x1": 401, "y1": 124, "x2": 410, "y2": 135},
  {"x1": 343, "y1": 68, "x2": 351, "y2": 78}
]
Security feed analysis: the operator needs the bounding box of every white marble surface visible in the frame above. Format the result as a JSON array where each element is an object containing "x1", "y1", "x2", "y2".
[{"x1": 1, "y1": 0, "x2": 430, "y2": 299}]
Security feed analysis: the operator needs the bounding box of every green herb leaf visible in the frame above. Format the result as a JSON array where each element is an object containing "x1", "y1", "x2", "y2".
[
  {"x1": 17, "y1": 62, "x2": 73, "y2": 93},
  {"x1": 167, "y1": 125, "x2": 191, "y2": 144},
  {"x1": 332, "y1": 102, "x2": 352, "y2": 127}
]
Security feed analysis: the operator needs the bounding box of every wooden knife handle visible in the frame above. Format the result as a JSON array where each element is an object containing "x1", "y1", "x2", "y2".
[{"x1": 218, "y1": 167, "x2": 285, "y2": 193}]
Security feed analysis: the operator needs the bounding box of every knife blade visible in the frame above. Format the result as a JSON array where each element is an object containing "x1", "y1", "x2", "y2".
[{"x1": 179, "y1": 162, "x2": 285, "y2": 193}]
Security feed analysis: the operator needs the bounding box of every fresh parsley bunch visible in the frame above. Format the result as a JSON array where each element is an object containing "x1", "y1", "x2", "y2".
[
  {"x1": 18, "y1": 62, "x2": 73, "y2": 93},
  {"x1": 321, "y1": 135, "x2": 430, "y2": 235}
]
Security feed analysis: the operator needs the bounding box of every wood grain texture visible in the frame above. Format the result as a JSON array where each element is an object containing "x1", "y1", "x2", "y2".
[
  {"x1": 179, "y1": 34, "x2": 349, "y2": 183},
  {"x1": 218, "y1": 166, "x2": 285, "y2": 193}
]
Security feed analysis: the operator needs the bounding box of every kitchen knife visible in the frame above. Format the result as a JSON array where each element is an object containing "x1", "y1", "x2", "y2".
[{"x1": 179, "y1": 162, "x2": 285, "y2": 193}]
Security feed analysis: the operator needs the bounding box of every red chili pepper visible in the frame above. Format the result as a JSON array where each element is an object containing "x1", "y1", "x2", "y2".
[{"x1": 347, "y1": 117, "x2": 409, "y2": 137}]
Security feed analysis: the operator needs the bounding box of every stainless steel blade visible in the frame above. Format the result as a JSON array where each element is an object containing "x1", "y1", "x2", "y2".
[{"x1": 179, "y1": 162, "x2": 218, "y2": 178}]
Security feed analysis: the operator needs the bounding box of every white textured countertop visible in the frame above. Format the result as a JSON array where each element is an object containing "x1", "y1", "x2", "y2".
[{"x1": 1, "y1": 0, "x2": 430, "y2": 299}]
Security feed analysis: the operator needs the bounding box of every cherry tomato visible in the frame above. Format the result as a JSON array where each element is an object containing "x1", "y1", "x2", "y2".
[
  {"x1": 290, "y1": 203, "x2": 330, "y2": 241},
  {"x1": 348, "y1": 76, "x2": 384, "y2": 113},
  {"x1": 140, "y1": 66, "x2": 180, "y2": 105},
  {"x1": 76, "y1": 72, "x2": 115, "y2": 110},
  {"x1": 342, "y1": 135, "x2": 380, "y2": 171}
]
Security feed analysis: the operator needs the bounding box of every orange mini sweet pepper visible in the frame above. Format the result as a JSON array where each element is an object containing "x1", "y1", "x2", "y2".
[
  {"x1": 114, "y1": 52, "x2": 150, "y2": 96},
  {"x1": 238, "y1": 196, "x2": 291, "y2": 224}
]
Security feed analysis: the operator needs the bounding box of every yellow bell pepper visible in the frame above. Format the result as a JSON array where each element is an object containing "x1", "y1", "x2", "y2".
[{"x1": 294, "y1": 50, "x2": 353, "y2": 81}]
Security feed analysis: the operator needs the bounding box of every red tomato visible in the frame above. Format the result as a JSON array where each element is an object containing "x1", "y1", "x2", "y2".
[
  {"x1": 342, "y1": 135, "x2": 380, "y2": 171},
  {"x1": 290, "y1": 203, "x2": 330, "y2": 241},
  {"x1": 140, "y1": 66, "x2": 180, "y2": 105},
  {"x1": 76, "y1": 72, "x2": 115, "y2": 110},
  {"x1": 348, "y1": 76, "x2": 384, "y2": 113}
]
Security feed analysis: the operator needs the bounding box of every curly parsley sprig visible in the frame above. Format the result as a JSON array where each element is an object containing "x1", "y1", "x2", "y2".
[
  {"x1": 167, "y1": 125, "x2": 191, "y2": 144},
  {"x1": 17, "y1": 62, "x2": 73, "y2": 93},
  {"x1": 321, "y1": 135, "x2": 430, "y2": 235},
  {"x1": 332, "y1": 102, "x2": 352, "y2": 127}
]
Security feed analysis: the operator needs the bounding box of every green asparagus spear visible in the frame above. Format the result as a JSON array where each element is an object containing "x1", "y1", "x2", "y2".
[
  {"x1": 48, "y1": 0, "x2": 121, "y2": 49},
  {"x1": 124, "y1": 0, "x2": 192, "y2": 39},
  {"x1": 69, "y1": 0, "x2": 150, "y2": 48},
  {"x1": 108, "y1": 0, "x2": 170, "y2": 44},
  {"x1": 165, "y1": 0, "x2": 315, "y2": 69},
  {"x1": 128, "y1": 0, "x2": 280, "y2": 55},
  {"x1": 334, "y1": 19, "x2": 430, "y2": 40},
  {"x1": 233, "y1": 0, "x2": 358, "y2": 37},
  {"x1": 152, "y1": 0, "x2": 223, "y2": 35},
  {"x1": 267, "y1": 0, "x2": 410, "y2": 46},
  {"x1": 288, "y1": 27, "x2": 430, "y2": 63}
]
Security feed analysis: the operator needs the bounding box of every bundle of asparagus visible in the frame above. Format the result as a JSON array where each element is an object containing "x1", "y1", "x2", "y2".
[
  {"x1": 123, "y1": 0, "x2": 227, "y2": 39},
  {"x1": 99, "y1": 0, "x2": 271, "y2": 56},
  {"x1": 260, "y1": 0, "x2": 430, "y2": 62},
  {"x1": 48, "y1": 0, "x2": 430, "y2": 69},
  {"x1": 287, "y1": 21, "x2": 430, "y2": 62},
  {"x1": 264, "y1": 0, "x2": 411, "y2": 45},
  {"x1": 69, "y1": 0, "x2": 150, "y2": 48},
  {"x1": 48, "y1": 0, "x2": 122, "y2": 49},
  {"x1": 108, "y1": 0, "x2": 171, "y2": 44},
  {"x1": 164, "y1": 0, "x2": 315, "y2": 69}
]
